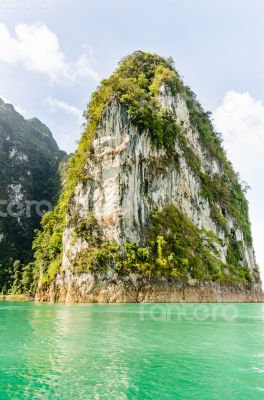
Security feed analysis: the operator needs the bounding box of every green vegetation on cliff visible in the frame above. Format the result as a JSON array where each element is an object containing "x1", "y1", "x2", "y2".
[
  {"x1": 65, "y1": 205, "x2": 252, "y2": 285},
  {"x1": 32, "y1": 51, "x2": 255, "y2": 289}
]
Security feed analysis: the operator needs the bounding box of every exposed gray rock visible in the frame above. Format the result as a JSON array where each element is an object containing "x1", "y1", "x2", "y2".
[{"x1": 61, "y1": 85, "x2": 258, "y2": 279}]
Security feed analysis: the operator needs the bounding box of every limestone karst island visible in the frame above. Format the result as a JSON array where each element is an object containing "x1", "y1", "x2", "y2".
[{"x1": 1, "y1": 52, "x2": 262, "y2": 303}]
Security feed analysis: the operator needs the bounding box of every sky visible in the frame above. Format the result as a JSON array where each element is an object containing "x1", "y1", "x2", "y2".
[{"x1": 0, "y1": 0, "x2": 263, "y2": 279}]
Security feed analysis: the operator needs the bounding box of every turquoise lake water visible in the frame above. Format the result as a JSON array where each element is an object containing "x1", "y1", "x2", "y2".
[{"x1": 0, "y1": 302, "x2": 263, "y2": 399}]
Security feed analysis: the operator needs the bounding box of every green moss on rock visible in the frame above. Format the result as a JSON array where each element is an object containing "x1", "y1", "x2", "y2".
[{"x1": 70, "y1": 205, "x2": 252, "y2": 285}]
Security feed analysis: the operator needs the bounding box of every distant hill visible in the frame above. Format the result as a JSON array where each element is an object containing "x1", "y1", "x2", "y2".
[{"x1": 0, "y1": 98, "x2": 66, "y2": 292}]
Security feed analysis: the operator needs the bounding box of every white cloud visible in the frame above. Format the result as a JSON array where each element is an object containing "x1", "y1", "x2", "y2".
[
  {"x1": 213, "y1": 90, "x2": 264, "y2": 280},
  {"x1": 45, "y1": 96, "x2": 83, "y2": 124},
  {"x1": 0, "y1": 23, "x2": 99, "y2": 83},
  {"x1": 74, "y1": 54, "x2": 100, "y2": 82},
  {"x1": 213, "y1": 90, "x2": 264, "y2": 169}
]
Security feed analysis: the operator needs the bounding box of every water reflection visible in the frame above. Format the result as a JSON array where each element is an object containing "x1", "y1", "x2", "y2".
[{"x1": 0, "y1": 302, "x2": 263, "y2": 399}]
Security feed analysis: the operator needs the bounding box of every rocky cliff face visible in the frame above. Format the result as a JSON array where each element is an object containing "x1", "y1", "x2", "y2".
[
  {"x1": 0, "y1": 99, "x2": 66, "y2": 292},
  {"x1": 35, "y1": 51, "x2": 261, "y2": 302}
]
